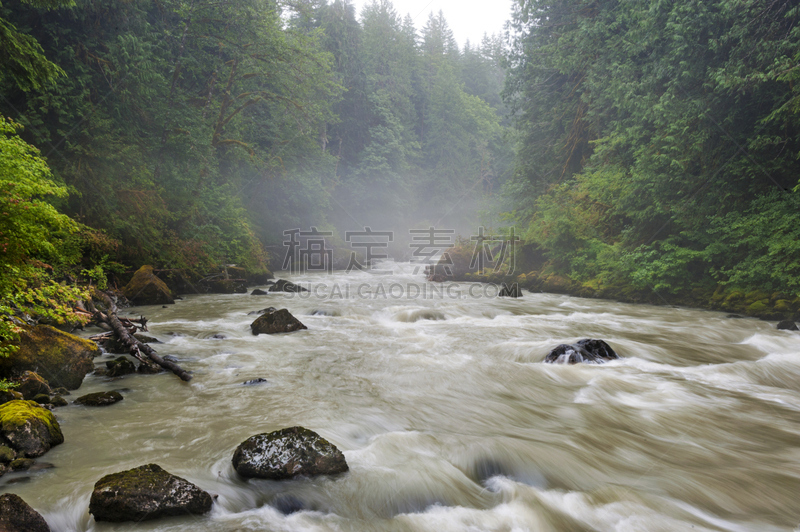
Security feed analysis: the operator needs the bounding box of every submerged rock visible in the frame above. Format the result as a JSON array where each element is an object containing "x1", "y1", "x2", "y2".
[
  {"x1": 0, "y1": 493, "x2": 50, "y2": 532},
  {"x1": 243, "y1": 378, "x2": 268, "y2": 386},
  {"x1": 777, "y1": 320, "x2": 798, "y2": 331},
  {"x1": 0, "y1": 325, "x2": 98, "y2": 390},
  {"x1": 123, "y1": 265, "x2": 175, "y2": 306},
  {"x1": 545, "y1": 339, "x2": 620, "y2": 365},
  {"x1": 268, "y1": 279, "x2": 308, "y2": 293},
  {"x1": 106, "y1": 357, "x2": 136, "y2": 377},
  {"x1": 251, "y1": 289, "x2": 269, "y2": 296},
  {"x1": 75, "y1": 391, "x2": 123, "y2": 407},
  {"x1": 232, "y1": 426, "x2": 348, "y2": 480},
  {"x1": 16, "y1": 372, "x2": 51, "y2": 401},
  {"x1": 89, "y1": 463, "x2": 213, "y2": 522},
  {"x1": 0, "y1": 400, "x2": 64, "y2": 458},
  {"x1": 250, "y1": 309, "x2": 307, "y2": 335}
]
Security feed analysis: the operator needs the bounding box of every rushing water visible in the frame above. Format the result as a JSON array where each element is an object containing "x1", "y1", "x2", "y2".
[{"x1": 5, "y1": 262, "x2": 800, "y2": 531}]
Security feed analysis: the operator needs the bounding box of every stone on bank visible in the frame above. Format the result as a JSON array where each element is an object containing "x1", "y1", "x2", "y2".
[{"x1": 0, "y1": 400, "x2": 63, "y2": 458}]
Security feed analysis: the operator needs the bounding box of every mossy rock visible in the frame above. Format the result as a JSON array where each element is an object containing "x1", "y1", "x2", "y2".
[
  {"x1": 10, "y1": 457, "x2": 35, "y2": 471},
  {"x1": 89, "y1": 463, "x2": 213, "y2": 522},
  {"x1": 106, "y1": 357, "x2": 136, "y2": 378},
  {"x1": 0, "y1": 400, "x2": 63, "y2": 458},
  {"x1": 0, "y1": 391, "x2": 23, "y2": 406},
  {"x1": 746, "y1": 300, "x2": 769, "y2": 314},
  {"x1": 251, "y1": 309, "x2": 307, "y2": 335},
  {"x1": 31, "y1": 394, "x2": 50, "y2": 405},
  {"x1": 232, "y1": 426, "x2": 349, "y2": 480},
  {"x1": 0, "y1": 325, "x2": 98, "y2": 390},
  {"x1": 50, "y1": 396, "x2": 68, "y2": 408},
  {"x1": 0, "y1": 493, "x2": 51, "y2": 532},
  {"x1": 123, "y1": 265, "x2": 175, "y2": 306},
  {"x1": 745, "y1": 290, "x2": 771, "y2": 304},
  {"x1": 774, "y1": 299, "x2": 793, "y2": 313},
  {"x1": 722, "y1": 290, "x2": 746, "y2": 308},
  {"x1": 16, "y1": 371, "x2": 51, "y2": 400},
  {"x1": 540, "y1": 274, "x2": 576, "y2": 294},
  {"x1": 75, "y1": 391, "x2": 123, "y2": 407},
  {"x1": 0, "y1": 445, "x2": 16, "y2": 463}
]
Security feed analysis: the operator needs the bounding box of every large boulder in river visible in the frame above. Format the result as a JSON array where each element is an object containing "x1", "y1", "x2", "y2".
[
  {"x1": 545, "y1": 339, "x2": 620, "y2": 365},
  {"x1": 89, "y1": 463, "x2": 213, "y2": 522},
  {"x1": 269, "y1": 279, "x2": 308, "y2": 293},
  {"x1": 0, "y1": 325, "x2": 97, "y2": 390},
  {"x1": 777, "y1": 320, "x2": 798, "y2": 331},
  {"x1": 250, "y1": 309, "x2": 307, "y2": 335},
  {"x1": 232, "y1": 426, "x2": 348, "y2": 480},
  {"x1": 123, "y1": 265, "x2": 175, "y2": 306},
  {"x1": 0, "y1": 493, "x2": 50, "y2": 532},
  {"x1": 0, "y1": 400, "x2": 64, "y2": 458}
]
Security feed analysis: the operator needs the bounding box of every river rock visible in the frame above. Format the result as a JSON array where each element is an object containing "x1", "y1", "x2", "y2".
[
  {"x1": 545, "y1": 339, "x2": 620, "y2": 364},
  {"x1": 250, "y1": 309, "x2": 307, "y2": 335},
  {"x1": 0, "y1": 390, "x2": 23, "y2": 406},
  {"x1": 0, "y1": 493, "x2": 51, "y2": 532},
  {"x1": 123, "y1": 265, "x2": 175, "y2": 306},
  {"x1": 75, "y1": 391, "x2": 123, "y2": 407},
  {"x1": 0, "y1": 400, "x2": 64, "y2": 458},
  {"x1": 16, "y1": 371, "x2": 51, "y2": 400},
  {"x1": 50, "y1": 396, "x2": 68, "y2": 408},
  {"x1": 106, "y1": 357, "x2": 136, "y2": 377},
  {"x1": 251, "y1": 288, "x2": 269, "y2": 296},
  {"x1": 232, "y1": 426, "x2": 348, "y2": 480},
  {"x1": 777, "y1": 320, "x2": 798, "y2": 331},
  {"x1": 89, "y1": 463, "x2": 213, "y2": 522},
  {"x1": 498, "y1": 283, "x2": 522, "y2": 298},
  {"x1": 247, "y1": 307, "x2": 276, "y2": 316},
  {"x1": 0, "y1": 325, "x2": 98, "y2": 390},
  {"x1": 10, "y1": 457, "x2": 35, "y2": 471},
  {"x1": 268, "y1": 279, "x2": 308, "y2": 293}
]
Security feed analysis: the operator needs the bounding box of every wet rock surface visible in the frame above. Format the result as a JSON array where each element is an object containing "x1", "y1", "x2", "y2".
[
  {"x1": 89, "y1": 463, "x2": 213, "y2": 522},
  {"x1": 0, "y1": 493, "x2": 50, "y2": 532},
  {"x1": 16, "y1": 372, "x2": 51, "y2": 401},
  {"x1": 232, "y1": 426, "x2": 348, "y2": 480},
  {"x1": 545, "y1": 339, "x2": 620, "y2": 364},
  {"x1": 106, "y1": 357, "x2": 136, "y2": 377},
  {"x1": 0, "y1": 400, "x2": 64, "y2": 458},
  {"x1": 777, "y1": 320, "x2": 798, "y2": 331},
  {"x1": 251, "y1": 288, "x2": 269, "y2": 295},
  {"x1": 75, "y1": 391, "x2": 123, "y2": 407},
  {"x1": 250, "y1": 309, "x2": 308, "y2": 335}
]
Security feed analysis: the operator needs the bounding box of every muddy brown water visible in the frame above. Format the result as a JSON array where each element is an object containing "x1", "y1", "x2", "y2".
[{"x1": 5, "y1": 262, "x2": 800, "y2": 531}]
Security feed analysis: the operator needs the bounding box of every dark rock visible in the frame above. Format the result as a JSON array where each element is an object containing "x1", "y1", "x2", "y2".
[
  {"x1": 210, "y1": 334, "x2": 226, "y2": 340},
  {"x1": 0, "y1": 400, "x2": 64, "y2": 457},
  {"x1": 232, "y1": 426, "x2": 348, "y2": 480},
  {"x1": 0, "y1": 445, "x2": 16, "y2": 463},
  {"x1": 16, "y1": 372, "x2": 51, "y2": 400},
  {"x1": 243, "y1": 378, "x2": 267, "y2": 386},
  {"x1": 268, "y1": 280, "x2": 309, "y2": 293},
  {"x1": 777, "y1": 320, "x2": 798, "y2": 331},
  {"x1": 51, "y1": 387, "x2": 69, "y2": 396},
  {"x1": 250, "y1": 309, "x2": 307, "y2": 335},
  {"x1": 49, "y1": 396, "x2": 68, "y2": 408},
  {"x1": 137, "y1": 360, "x2": 162, "y2": 374},
  {"x1": 203, "y1": 279, "x2": 248, "y2": 294},
  {"x1": 545, "y1": 339, "x2": 620, "y2": 365},
  {"x1": 273, "y1": 495, "x2": 306, "y2": 515},
  {"x1": 0, "y1": 390, "x2": 23, "y2": 406},
  {"x1": 31, "y1": 394, "x2": 50, "y2": 405},
  {"x1": 10, "y1": 458, "x2": 35, "y2": 471},
  {"x1": 0, "y1": 493, "x2": 51, "y2": 532},
  {"x1": 106, "y1": 357, "x2": 136, "y2": 377},
  {"x1": 123, "y1": 265, "x2": 175, "y2": 306},
  {"x1": 726, "y1": 314, "x2": 745, "y2": 319},
  {"x1": 251, "y1": 289, "x2": 269, "y2": 296},
  {"x1": 75, "y1": 391, "x2": 123, "y2": 407},
  {"x1": 0, "y1": 325, "x2": 98, "y2": 390},
  {"x1": 133, "y1": 334, "x2": 159, "y2": 344},
  {"x1": 247, "y1": 307, "x2": 276, "y2": 316},
  {"x1": 498, "y1": 283, "x2": 522, "y2": 298},
  {"x1": 89, "y1": 463, "x2": 213, "y2": 522}
]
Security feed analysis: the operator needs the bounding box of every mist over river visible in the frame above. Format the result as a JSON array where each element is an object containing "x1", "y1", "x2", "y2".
[{"x1": 6, "y1": 262, "x2": 800, "y2": 531}]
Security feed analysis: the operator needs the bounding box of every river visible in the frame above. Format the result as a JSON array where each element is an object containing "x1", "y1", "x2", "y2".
[{"x1": 5, "y1": 262, "x2": 800, "y2": 531}]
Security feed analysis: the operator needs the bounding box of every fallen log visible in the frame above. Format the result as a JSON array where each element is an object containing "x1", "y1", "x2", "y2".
[{"x1": 91, "y1": 289, "x2": 192, "y2": 382}]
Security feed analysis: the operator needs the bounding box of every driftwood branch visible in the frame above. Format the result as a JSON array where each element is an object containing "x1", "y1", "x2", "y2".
[{"x1": 91, "y1": 289, "x2": 192, "y2": 382}]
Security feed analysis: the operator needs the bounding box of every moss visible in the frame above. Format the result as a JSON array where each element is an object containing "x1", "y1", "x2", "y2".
[
  {"x1": 746, "y1": 300, "x2": 769, "y2": 314},
  {"x1": 0, "y1": 445, "x2": 16, "y2": 463},
  {"x1": 774, "y1": 299, "x2": 792, "y2": 313},
  {"x1": 123, "y1": 265, "x2": 174, "y2": 305},
  {"x1": 0, "y1": 325, "x2": 97, "y2": 390},
  {"x1": 0, "y1": 400, "x2": 61, "y2": 436}
]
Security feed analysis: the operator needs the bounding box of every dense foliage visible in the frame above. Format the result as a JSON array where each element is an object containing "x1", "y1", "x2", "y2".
[{"x1": 504, "y1": 0, "x2": 800, "y2": 299}]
